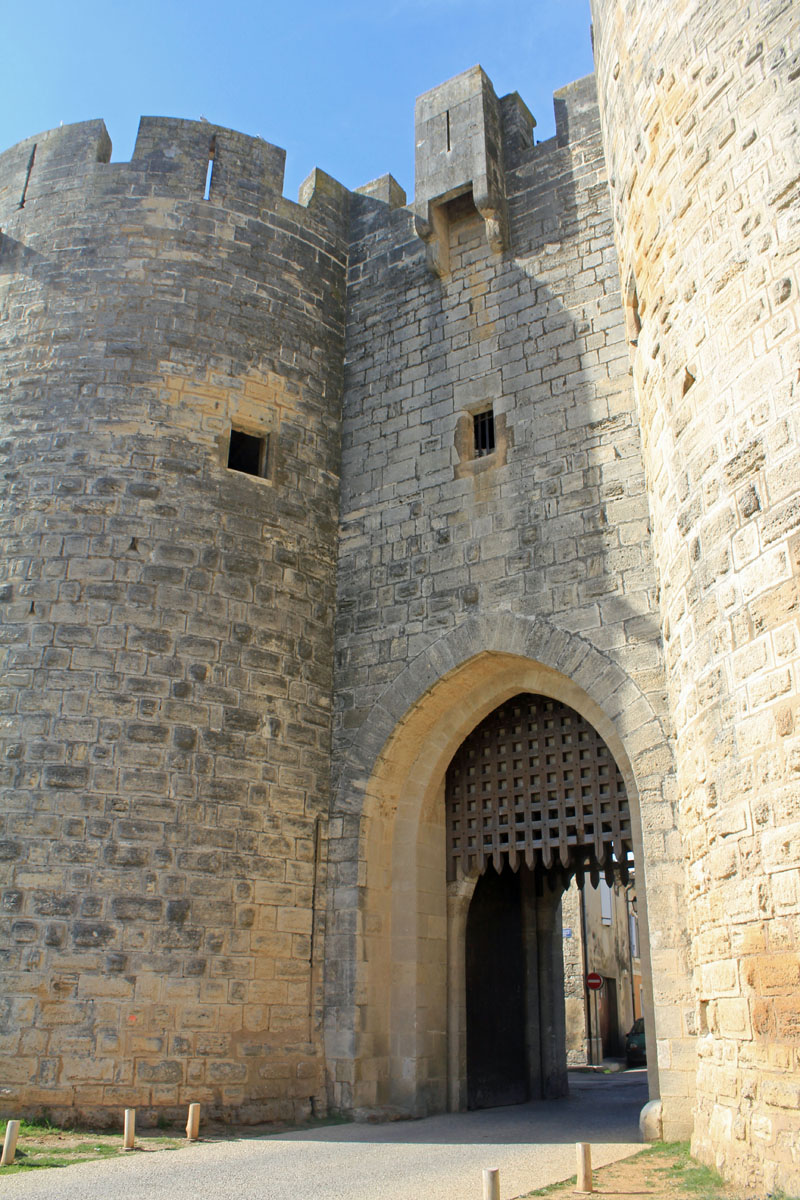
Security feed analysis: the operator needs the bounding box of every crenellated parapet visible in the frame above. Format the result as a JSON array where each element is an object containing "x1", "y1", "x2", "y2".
[{"x1": 0, "y1": 114, "x2": 351, "y2": 236}]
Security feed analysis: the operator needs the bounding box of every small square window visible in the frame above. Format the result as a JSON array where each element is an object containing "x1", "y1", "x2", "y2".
[
  {"x1": 228, "y1": 429, "x2": 269, "y2": 478},
  {"x1": 473, "y1": 409, "x2": 495, "y2": 458},
  {"x1": 454, "y1": 403, "x2": 507, "y2": 480}
]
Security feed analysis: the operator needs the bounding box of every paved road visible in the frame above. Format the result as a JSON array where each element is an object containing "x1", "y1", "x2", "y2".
[{"x1": 1, "y1": 1071, "x2": 648, "y2": 1200}]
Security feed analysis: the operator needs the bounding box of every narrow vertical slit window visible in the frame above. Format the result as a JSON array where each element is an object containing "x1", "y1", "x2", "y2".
[
  {"x1": 445, "y1": 109, "x2": 451, "y2": 152},
  {"x1": 227, "y1": 429, "x2": 269, "y2": 478},
  {"x1": 19, "y1": 144, "x2": 36, "y2": 209},
  {"x1": 473, "y1": 408, "x2": 496, "y2": 458},
  {"x1": 204, "y1": 136, "x2": 216, "y2": 201},
  {"x1": 624, "y1": 269, "x2": 641, "y2": 344}
]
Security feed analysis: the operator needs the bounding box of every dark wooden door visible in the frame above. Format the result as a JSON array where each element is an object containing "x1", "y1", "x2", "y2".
[
  {"x1": 466, "y1": 865, "x2": 528, "y2": 1109},
  {"x1": 598, "y1": 976, "x2": 620, "y2": 1057}
]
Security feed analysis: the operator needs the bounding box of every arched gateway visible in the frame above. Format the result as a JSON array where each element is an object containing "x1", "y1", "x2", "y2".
[
  {"x1": 324, "y1": 614, "x2": 693, "y2": 1131},
  {"x1": 447, "y1": 693, "x2": 632, "y2": 1108}
]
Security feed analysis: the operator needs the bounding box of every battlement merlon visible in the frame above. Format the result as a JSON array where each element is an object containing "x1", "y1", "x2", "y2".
[
  {"x1": 355, "y1": 174, "x2": 407, "y2": 209},
  {"x1": 0, "y1": 120, "x2": 111, "y2": 213},
  {"x1": 132, "y1": 116, "x2": 287, "y2": 201},
  {"x1": 413, "y1": 65, "x2": 512, "y2": 271},
  {"x1": 553, "y1": 74, "x2": 602, "y2": 148}
]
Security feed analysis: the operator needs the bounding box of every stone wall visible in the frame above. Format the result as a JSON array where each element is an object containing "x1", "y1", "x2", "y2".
[
  {"x1": 0, "y1": 118, "x2": 348, "y2": 1123},
  {"x1": 327, "y1": 70, "x2": 692, "y2": 1128},
  {"x1": 590, "y1": 0, "x2": 800, "y2": 1190}
]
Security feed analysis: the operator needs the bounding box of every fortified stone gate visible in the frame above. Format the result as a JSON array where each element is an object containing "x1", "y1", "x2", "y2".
[
  {"x1": 327, "y1": 66, "x2": 685, "y2": 1133},
  {"x1": 1, "y1": 1, "x2": 799, "y2": 1195}
]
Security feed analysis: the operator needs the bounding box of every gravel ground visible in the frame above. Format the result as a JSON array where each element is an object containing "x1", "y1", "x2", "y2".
[{"x1": 1, "y1": 1070, "x2": 648, "y2": 1200}]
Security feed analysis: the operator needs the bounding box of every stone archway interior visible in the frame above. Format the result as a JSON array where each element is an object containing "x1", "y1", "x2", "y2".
[{"x1": 449, "y1": 694, "x2": 634, "y2": 1107}]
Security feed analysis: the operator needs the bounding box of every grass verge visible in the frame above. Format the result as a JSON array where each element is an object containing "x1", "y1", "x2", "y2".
[
  {"x1": 644, "y1": 1140, "x2": 730, "y2": 1199},
  {"x1": 0, "y1": 1117, "x2": 182, "y2": 1175}
]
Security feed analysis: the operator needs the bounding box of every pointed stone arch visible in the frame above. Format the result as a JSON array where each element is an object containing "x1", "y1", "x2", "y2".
[{"x1": 324, "y1": 612, "x2": 690, "y2": 1127}]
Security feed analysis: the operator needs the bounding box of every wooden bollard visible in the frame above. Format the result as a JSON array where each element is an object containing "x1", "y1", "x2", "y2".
[
  {"x1": 483, "y1": 1166, "x2": 500, "y2": 1200},
  {"x1": 123, "y1": 1108, "x2": 136, "y2": 1151},
  {"x1": 1, "y1": 1120, "x2": 20, "y2": 1167},
  {"x1": 577, "y1": 1142, "x2": 593, "y2": 1192},
  {"x1": 186, "y1": 1103, "x2": 200, "y2": 1141}
]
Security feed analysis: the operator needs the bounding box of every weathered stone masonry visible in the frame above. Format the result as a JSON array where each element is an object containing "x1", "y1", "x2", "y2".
[
  {"x1": 591, "y1": 0, "x2": 800, "y2": 1189},
  {"x1": 1, "y1": 1, "x2": 799, "y2": 1193},
  {"x1": 0, "y1": 117, "x2": 349, "y2": 1124}
]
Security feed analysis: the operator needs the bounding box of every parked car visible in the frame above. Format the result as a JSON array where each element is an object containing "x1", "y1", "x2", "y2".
[{"x1": 625, "y1": 1017, "x2": 646, "y2": 1066}]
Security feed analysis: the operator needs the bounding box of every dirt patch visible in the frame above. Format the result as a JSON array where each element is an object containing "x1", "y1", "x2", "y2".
[{"x1": 526, "y1": 1143, "x2": 746, "y2": 1200}]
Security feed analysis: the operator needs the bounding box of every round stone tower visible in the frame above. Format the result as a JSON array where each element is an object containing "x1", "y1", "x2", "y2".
[
  {"x1": 0, "y1": 118, "x2": 348, "y2": 1124},
  {"x1": 590, "y1": 0, "x2": 800, "y2": 1191}
]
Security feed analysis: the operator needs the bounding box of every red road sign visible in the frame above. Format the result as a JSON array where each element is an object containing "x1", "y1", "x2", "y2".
[{"x1": 586, "y1": 972, "x2": 603, "y2": 991}]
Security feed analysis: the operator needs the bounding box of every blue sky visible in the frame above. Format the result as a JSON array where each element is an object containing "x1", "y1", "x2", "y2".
[{"x1": 4, "y1": 0, "x2": 595, "y2": 201}]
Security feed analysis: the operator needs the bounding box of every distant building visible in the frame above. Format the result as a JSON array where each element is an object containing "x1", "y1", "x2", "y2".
[{"x1": 563, "y1": 879, "x2": 642, "y2": 1065}]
